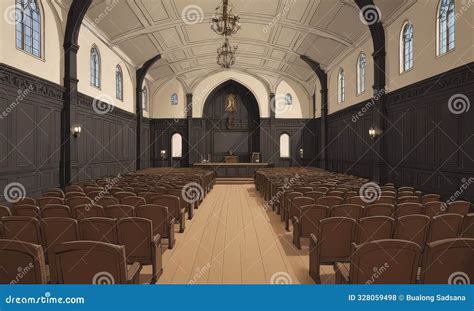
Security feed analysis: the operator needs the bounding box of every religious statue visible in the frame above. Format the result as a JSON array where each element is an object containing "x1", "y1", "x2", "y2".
[{"x1": 225, "y1": 94, "x2": 237, "y2": 113}]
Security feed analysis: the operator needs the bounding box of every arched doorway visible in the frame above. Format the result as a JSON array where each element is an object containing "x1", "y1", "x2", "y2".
[{"x1": 202, "y1": 80, "x2": 260, "y2": 162}]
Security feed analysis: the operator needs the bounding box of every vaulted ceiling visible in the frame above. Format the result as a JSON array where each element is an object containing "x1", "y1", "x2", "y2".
[{"x1": 84, "y1": 0, "x2": 408, "y2": 91}]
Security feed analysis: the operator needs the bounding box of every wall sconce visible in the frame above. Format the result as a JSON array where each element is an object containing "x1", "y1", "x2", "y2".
[
  {"x1": 298, "y1": 148, "x2": 304, "y2": 158},
  {"x1": 160, "y1": 150, "x2": 167, "y2": 160},
  {"x1": 71, "y1": 125, "x2": 82, "y2": 138},
  {"x1": 368, "y1": 126, "x2": 381, "y2": 140}
]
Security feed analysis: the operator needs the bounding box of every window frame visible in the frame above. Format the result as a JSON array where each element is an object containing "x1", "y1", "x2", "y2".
[
  {"x1": 115, "y1": 65, "x2": 123, "y2": 101},
  {"x1": 400, "y1": 22, "x2": 414, "y2": 73},
  {"x1": 357, "y1": 53, "x2": 367, "y2": 95},
  {"x1": 337, "y1": 69, "x2": 345, "y2": 103},
  {"x1": 15, "y1": 0, "x2": 43, "y2": 59},
  {"x1": 90, "y1": 45, "x2": 101, "y2": 89},
  {"x1": 436, "y1": 0, "x2": 455, "y2": 56}
]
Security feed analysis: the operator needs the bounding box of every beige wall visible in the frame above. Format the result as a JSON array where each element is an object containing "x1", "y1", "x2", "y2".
[
  {"x1": 275, "y1": 80, "x2": 312, "y2": 119},
  {"x1": 150, "y1": 78, "x2": 186, "y2": 119}
]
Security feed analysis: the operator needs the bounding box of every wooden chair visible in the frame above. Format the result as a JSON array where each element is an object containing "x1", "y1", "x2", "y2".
[
  {"x1": 395, "y1": 202, "x2": 423, "y2": 217},
  {"x1": 304, "y1": 191, "x2": 326, "y2": 202},
  {"x1": 334, "y1": 240, "x2": 421, "y2": 284},
  {"x1": 14, "y1": 204, "x2": 40, "y2": 218},
  {"x1": 37, "y1": 197, "x2": 64, "y2": 208},
  {"x1": 104, "y1": 204, "x2": 135, "y2": 219},
  {"x1": 376, "y1": 196, "x2": 396, "y2": 205},
  {"x1": 96, "y1": 196, "x2": 119, "y2": 208},
  {"x1": 64, "y1": 185, "x2": 83, "y2": 193},
  {"x1": 167, "y1": 189, "x2": 193, "y2": 220},
  {"x1": 426, "y1": 214, "x2": 463, "y2": 243},
  {"x1": 292, "y1": 204, "x2": 329, "y2": 249},
  {"x1": 51, "y1": 241, "x2": 141, "y2": 284},
  {"x1": 41, "y1": 204, "x2": 71, "y2": 218},
  {"x1": 309, "y1": 217, "x2": 357, "y2": 283},
  {"x1": 364, "y1": 203, "x2": 394, "y2": 217},
  {"x1": 330, "y1": 204, "x2": 364, "y2": 220},
  {"x1": 113, "y1": 192, "x2": 136, "y2": 200},
  {"x1": 117, "y1": 217, "x2": 163, "y2": 283},
  {"x1": 12, "y1": 197, "x2": 36, "y2": 208},
  {"x1": 79, "y1": 217, "x2": 118, "y2": 244},
  {"x1": 282, "y1": 192, "x2": 303, "y2": 222},
  {"x1": 0, "y1": 216, "x2": 42, "y2": 245},
  {"x1": 420, "y1": 238, "x2": 474, "y2": 284},
  {"x1": 447, "y1": 201, "x2": 471, "y2": 216},
  {"x1": 136, "y1": 204, "x2": 175, "y2": 249},
  {"x1": 286, "y1": 196, "x2": 314, "y2": 231},
  {"x1": 394, "y1": 214, "x2": 431, "y2": 248},
  {"x1": 0, "y1": 239, "x2": 47, "y2": 284},
  {"x1": 72, "y1": 204, "x2": 104, "y2": 220},
  {"x1": 423, "y1": 201, "x2": 447, "y2": 218},
  {"x1": 317, "y1": 196, "x2": 345, "y2": 208},
  {"x1": 356, "y1": 216, "x2": 395, "y2": 244},
  {"x1": 398, "y1": 186, "x2": 414, "y2": 192},
  {"x1": 42, "y1": 192, "x2": 64, "y2": 199},
  {"x1": 86, "y1": 191, "x2": 102, "y2": 200},
  {"x1": 460, "y1": 214, "x2": 474, "y2": 238},
  {"x1": 152, "y1": 195, "x2": 185, "y2": 233},
  {"x1": 65, "y1": 192, "x2": 86, "y2": 200},
  {"x1": 0, "y1": 205, "x2": 12, "y2": 218},
  {"x1": 422, "y1": 194, "x2": 440, "y2": 204},
  {"x1": 293, "y1": 187, "x2": 313, "y2": 194},
  {"x1": 346, "y1": 196, "x2": 370, "y2": 207},
  {"x1": 67, "y1": 197, "x2": 93, "y2": 209},
  {"x1": 120, "y1": 196, "x2": 146, "y2": 208},
  {"x1": 326, "y1": 190, "x2": 344, "y2": 198},
  {"x1": 397, "y1": 196, "x2": 419, "y2": 204}
]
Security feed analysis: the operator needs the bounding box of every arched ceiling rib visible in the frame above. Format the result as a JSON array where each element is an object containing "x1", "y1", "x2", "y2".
[{"x1": 85, "y1": 0, "x2": 407, "y2": 90}]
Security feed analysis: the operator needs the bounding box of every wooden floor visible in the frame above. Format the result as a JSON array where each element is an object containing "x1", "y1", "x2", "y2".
[{"x1": 141, "y1": 184, "x2": 335, "y2": 284}]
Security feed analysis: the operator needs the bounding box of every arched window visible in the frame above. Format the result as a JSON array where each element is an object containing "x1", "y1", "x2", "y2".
[
  {"x1": 171, "y1": 93, "x2": 178, "y2": 105},
  {"x1": 285, "y1": 94, "x2": 292, "y2": 105},
  {"x1": 171, "y1": 133, "x2": 183, "y2": 158},
  {"x1": 90, "y1": 46, "x2": 101, "y2": 88},
  {"x1": 437, "y1": 0, "x2": 455, "y2": 55},
  {"x1": 337, "y1": 69, "x2": 345, "y2": 103},
  {"x1": 401, "y1": 22, "x2": 414, "y2": 72},
  {"x1": 15, "y1": 0, "x2": 42, "y2": 58},
  {"x1": 357, "y1": 53, "x2": 366, "y2": 95},
  {"x1": 279, "y1": 133, "x2": 290, "y2": 158},
  {"x1": 115, "y1": 65, "x2": 123, "y2": 100},
  {"x1": 142, "y1": 87, "x2": 148, "y2": 111}
]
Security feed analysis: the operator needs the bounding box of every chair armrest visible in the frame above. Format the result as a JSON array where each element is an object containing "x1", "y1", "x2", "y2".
[
  {"x1": 152, "y1": 234, "x2": 161, "y2": 246},
  {"x1": 127, "y1": 262, "x2": 142, "y2": 284},
  {"x1": 309, "y1": 233, "x2": 321, "y2": 283},
  {"x1": 334, "y1": 262, "x2": 350, "y2": 284}
]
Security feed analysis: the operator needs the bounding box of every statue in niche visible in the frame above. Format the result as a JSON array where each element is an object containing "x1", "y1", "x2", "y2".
[{"x1": 225, "y1": 94, "x2": 237, "y2": 113}]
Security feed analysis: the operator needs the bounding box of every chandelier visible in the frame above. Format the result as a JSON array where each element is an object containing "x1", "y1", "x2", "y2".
[
  {"x1": 217, "y1": 37, "x2": 237, "y2": 69},
  {"x1": 210, "y1": 0, "x2": 241, "y2": 37}
]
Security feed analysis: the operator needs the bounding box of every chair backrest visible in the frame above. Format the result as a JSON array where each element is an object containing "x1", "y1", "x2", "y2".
[
  {"x1": 79, "y1": 217, "x2": 118, "y2": 244},
  {"x1": 313, "y1": 187, "x2": 329, "y2": 193},
  {"x1": 0, "y1": 205, "x2": 12, "y2": 218},
  {"x1": 447, "y1": 201, "x2": 471, "y2": 216},
  {"x1": 40, "y1": 217, "x2": 78, "y2": 263},
  {"x1": 72, "y1": 204, "x2": 104, "y2": 220},
  {"x1": 1, "y1": 216, "x2": 42, "y2": 245},
  {"x1": 398, "y1": 186, "x2": 414, "y2": 192},
  {"x1": 14, "y1": 204, "x2": 40, "y2": 218},
  {"x1": 67, "y1": 197, "x2": 93, "y2": 208},
  {"x1": 120, "y1": 196, "x2": 146, "y2": 207},
  {"x1": 284, "y1": 192, "x2": 303, "y2": 206},
  {"x1": 317, "y1": 217, "x2": 357, "y2": 263},
  {"x1": 117, "y1": 217, "x2": 153, "y2": 261},
  {"x1": 426, "y1": 213, "x2": 463, "y2": 243},
  {"x1": 398, "y1": 191, "x2": 415, "y2": 198},
  {"x1": 396, "y1": 202, "x2": 423, "y2": 217},
  {"x1": 64, "y1": 185, "x2": 83, "y2": 193},
  {"x1": 326, "y1": 190, "x2": 344, "y2": 198},
  {"x1": 135, "y1": 204, "x2": 171, "y2": 237},
  {"x1": 376, "y1": 196, "x2": 396, "y2": 205},
  {"x1": 394, "y1": 214, "x2": 431, "y2": 248},
  {"x1": 96, "y1": 196, "x2": 119, "y2": 207},
  {"x1": 349, "y1": 239, "x2": 420, "y2": 284},
  {"x1": 37, "y1": 197, "x2": 64, "y2": 208},
  {"x1": 86, "y1": 191, "x2": 102, "y2": 200},
  {"x1": 42, "y1": 192, "x2": 64, "y2": 199},
  {"x1": 302, "y1": 191, "x2": 325, "y2": 202},
  {"x1": 346, "y1": 196, "x2": 370, "y2": 207},
  {"x1": 65, "y1": 192, "x2": 86, "y2": 200},
  {"x1": 317, "y1": 196, "x2": 345, "y2": 208},
  {"x1": 299, "y1": 205, "x2": 330, "y2": 238},
  {"x1": 330, "y1": 204, "x2": 364, "y2": 220},
  {"x1": 460, "y1": 213, "x2": 474, "y2": 238},
  {"x1": 113, "y1": 192, "x2": 136, "y2": 200},
  {"x1": 12, "y1": 197, "x2": 36, "y2": 208},
  {"x1": 422, "y1": 194, "x2": 440, "y2": 204},
  {"x1": 424, "y1": 201, "x2": 447, "y2": 218},
  {"x1": 104, "y1": 205, "x2": 135, "y2": 219},
  {"x1": 152, "y1": 195, "x2": 180, "y2": 218},
  {"x1": 291, "y1": 197, "x2": 315, "y2": 208},
  {"x1": 364, "y1": 203, "x2": 394, "y2": 217},
  {"x1": 420, "y1": 238, "x2": 474, "y2": 284},
  {"x1": 356, "y1": 216, "x2": 395, "y2": 244},
  {"x1": 0, "y1": 239, "x2": 47, "y2": 284},
  {"x1": 40, "y1": 204, "x2": 71, "y2": 218},
  {"x1": 293, "y1": 187, "x2": 313, "y2": 194},
  {"x1": 397, "y1": 196, "x2": 419, "y2": 204},
  {"x1": 52, "y1": 241, "x2": 128, "y2": 284}
]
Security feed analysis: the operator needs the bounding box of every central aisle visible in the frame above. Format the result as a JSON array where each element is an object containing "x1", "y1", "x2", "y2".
[{"x1": 155, "y1": 184, "x2": 317, "y2": 284}]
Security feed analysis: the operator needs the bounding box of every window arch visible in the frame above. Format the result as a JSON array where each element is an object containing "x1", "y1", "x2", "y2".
[
  {"x1": 90, "y1": 46, "x2": 101, "y2": 88},
  {"x1": 437, "y1": 0, "x2": 455, "y2": 56},
  {"x1": 357, "y1": 53, "x2": 367, "y2": 95},
  {"x1": 115, "y1": 65, "x2": 123, "y2": 100},
  {"x1": 142, "y1": 86, "x2": 148, "y2": 111},
  {"x1": 171, "y1": 133, "x2": 183, "y2": 158},
  {"x1": 15, "y1": 0, "x2": 42, "y2": 58},
  {"x1": 171, "y1": 93, "x2": 178, "y2": 105},
  {"x1": 337, "y1": 69, "x2": 345, "y2": 103},
  {"x1": 401, "y1": 22, "x2": 414, "y2": 72},
  {"x1": 279, "y1": 133, "x2": 290, "y2": 158}
]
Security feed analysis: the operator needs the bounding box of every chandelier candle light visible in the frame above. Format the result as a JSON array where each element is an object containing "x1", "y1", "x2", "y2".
[
  {"x1": 211, "y1": 0, "x2": 241, "y2": 69},
  {"x1": 217, "y1": 37, "x2": 237, "y2": 69}
]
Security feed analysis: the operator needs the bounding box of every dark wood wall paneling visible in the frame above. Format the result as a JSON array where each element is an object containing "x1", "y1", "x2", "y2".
[
  {"x1": 150, "y1": 119, "x2": 188, "y2": 168},
  {"x1": 0, "y1": 64, "x2": 63, "y2": 200}
]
